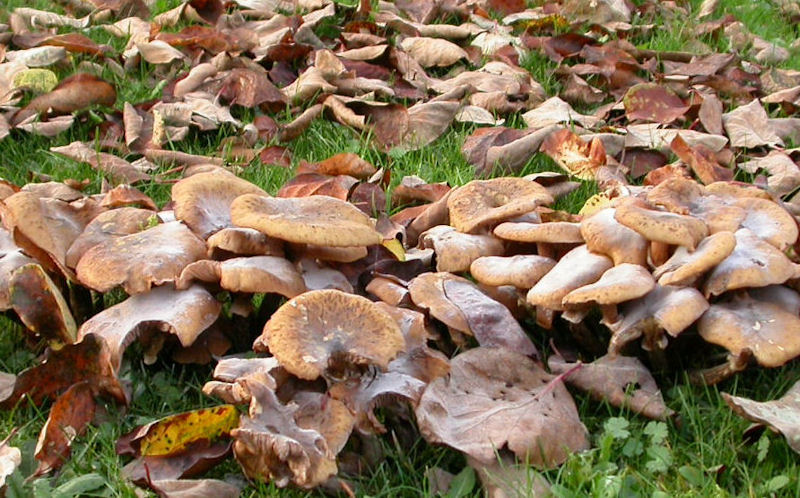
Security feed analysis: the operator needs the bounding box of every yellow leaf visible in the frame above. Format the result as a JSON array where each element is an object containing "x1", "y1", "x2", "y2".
[
  {"x1": 139, "y1": 405, "x2": 239, "y2": 457},
  {"x1": 579, "y1": 191, "x2": 614, "y2": 218},
  {"x1": 381, "y1": 238, "x2": 405, "y2": 261}
]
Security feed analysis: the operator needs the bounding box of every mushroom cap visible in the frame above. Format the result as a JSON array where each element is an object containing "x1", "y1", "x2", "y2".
[
  {"x1": 419, "y1": 225, "x2": 505, "y2": 273},
  {"x1": 704, "y1": 229, "x2": 799, "y2": 298},
  {"x1": 256, "y1": 289, "x2": 405, "y2": 380},
  {"x1": 231, "y1": 194, "x2": 382, "y2": 247},
  {"x1": 699, "y1": 295, "x2": 800, "y2": 368},
  {"x1": 614, "y1": 198, "x2": 708, "y2": 249},
  {"x1": 562, "y1": 263, "x2": 655, "y2": 307},
  {"x1": 447, "y1": 178, "x2": 553, "y2": 234},
  {"x1": 580, "y1": 208, "x2": 648, "y2": 266},
  {"x1": 205, "y1": 227, "x2": 284, "y2": 258},
  {"x1": 653, "y1": 231, "x2": 736, "y2": 286},
  {"x1": 526, "y1": 245, "x2": 614, "y2": 310},
  {"x1": 65, "y1": 207, "x2": 156, "y2": 268},
  {"x1": 470, "y1": 255, "x2": 556, "y2": 289},
  {"x1": 734, "y1": 197, "x2": 798, "y2": 251},
  {"x1": 177, "y1": 256, "x2": 306, "y2": 298},
  {"x1": 172, "y1": 171, "x2": 268, "y2": 239},
  {"x1": 408, "y1": 272, "x2": 472, "y2": 334},
  {"x1": 76, "y1": 221, "x2": 206, "y2": 294},
  {"x1": 493, "y1": 221, "x2": 583, "y2": 244}
]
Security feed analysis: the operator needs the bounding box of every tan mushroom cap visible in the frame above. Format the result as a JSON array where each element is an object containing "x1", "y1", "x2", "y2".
[
  {"x1": 493, "y1": 221, "x2": 583, "y2": 244},
  {"x1": 172, "y1": 171, "x2": 268, "y2": 239},
  {"x1": 292, "y1": 244, "x2": 368, "y2": 263},
  {"x1": 206, "y1": 227, "x2": 284, "y2": 258},
  {"x1": 178, "y1": 256, "x2": 306, "y2": 298},
  {"x1": 699, "y1": 295, "x2": 800, "y2": 368},
  {"x1": 734, "y1": 197, "x2": 798, "y2": 250},
  {"x1": 20, "y1": 182, "x2": 84, "y2": 202},
  {"x1": 66, "y1": 207, "x2": 156, "y2": 268},
  {"x1": 231, "y1": 194, "x2": 382, "y2": 247},
  {"x1": 469, "y1": 255, "x2": 556, "y2": 289},
  {"x1": 607, "y1": 285, "x2": 708, "y2": 352},
  {"x1": 408, "y1": 272, "x2": 472, "y2": 334},
  {"x1": 647, "y1": 177, "x2": 745, "y2": 234},
  {"x1": 704, "y1": 229, "x2": 799, "y2": 298},
  {"x1": 419, "y1": 225, "x2": 505, "y2": 273},
  {"x1": 563, "y1": 264, "x2": 655, "y2": 307},
  {"x1": 256, "y1": 289, "x2": 405, "y2": 380},
  {"x1": 653, "y1": 231, "x2": 736, "y2": 287},
  {"x1": 76, "y1": 221, "x2": 206, "y2": 294},
  {"x1": 527, "y1": 245, "x2": 613, "y2": 310},
  {"x1": 580, "y1": 208, "x2": 648, "y2": 266},
  {"x1": 447, "y1": 178, "x2": 553, "y2": 234},
  {"x1": 100, "y1": 185, "x2": 158, "y2": 211},
  {"x1": 614, "y1": 197, "x2": 708, "y2": 249}
]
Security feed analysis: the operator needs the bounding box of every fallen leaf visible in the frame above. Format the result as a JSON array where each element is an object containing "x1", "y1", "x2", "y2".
[
  {"x1": 400, "y1": 37, "x2": 468, "y2": 68},
  {"x1": 277, "y1": 173, "x2": 358, "y2": 200},
  {"x1": 723, "y1": 379, "x2": 800, "y2": 454},
  {"x1": 722, "y1": 99, "x2": 784, "y2": 148},
  {"x1": 34, "y1": 381, "x2": 96, "y2": 476},
  {"x1": 670, "y1": 134, "x2": 733, "y2": 184},
  {"x1": 0, "y1": 433, "x2": 21, "y2": 489},
  {"x1": 149, "y1": 479, "x2": 241, "y2": 498},
  {"x1": 9, "y1": 263, "x2": 77, "y2": 347},
  {"x1": 16, "y1": 73, "x2": 116, "y2": 124},
  {"x1": 540, "y1": 128, "x2": 607, "y2": 180},
  {"x1": 623, "y1": 83, "x2": 690, "y2": 124}
]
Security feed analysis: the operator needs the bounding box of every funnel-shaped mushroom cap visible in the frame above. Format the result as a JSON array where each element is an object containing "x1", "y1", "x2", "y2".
[
  {"x1": 256, "y1": 289, "x2": 405, "y2": 380},
  {"x1": 704, "y1": 229, "x2": 799, "y2": 298},
  {"x1": 563, "y1": 264, "x2": 655, "y2": 307},
  {"x1": 493, "y1": 221, "x2": 583, "y2": 243},
  {"x1": 607, "y1": 285, "x2": 708, "y2": 352},
  {"x1": 470, "y1": 255, "x2": 556, "y2": 289},
  {"x1": 172, "y1": 171, "x2": 268, "y2": 239},
  {"x1": 66, "y1": 207, "x2": 156, "y2": 268},
  {"x1": 653, "y1": 231, "x2": 736, "y2": 286},
  {"x1": 527, "y1": 245, "x2": 613, "y2": 310},
  {"x1": 699, "y1": 295, "x2": 800, "y2": 368},
  {"x1": 580, "y1": 208, "x2": 648, "y2": 266},
  {"x1": 447, "y1": 178, "x2": 553, "y2": 234},
  {"x1": 614, "y1": 198, "x2": 708, "y2": 249},
  {"x1": 231, "y1": 195, "x2": 382, "y2": 247},
  {"x1": 76, "y1": 221, "x2": 206, "y2": 294}
]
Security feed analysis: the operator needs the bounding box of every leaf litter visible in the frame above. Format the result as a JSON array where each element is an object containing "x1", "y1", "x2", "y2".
[{"x1": 1, "y1": 0, "x2": 800, "y2": 495}]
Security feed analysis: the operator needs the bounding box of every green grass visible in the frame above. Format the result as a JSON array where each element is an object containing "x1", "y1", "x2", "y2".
[{"x1": 3, "y1": 0, "x2": 800, "y2": 496}]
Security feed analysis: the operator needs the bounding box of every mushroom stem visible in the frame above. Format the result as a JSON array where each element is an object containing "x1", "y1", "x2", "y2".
[
  {"x1": 650, "y1": 241, "x2": 671, "y2": 267},
  {"x1": 536, "y1": 242, "x2": 555, "y2": 260},
  {"x1": 689, "y1": 350, "x2": 752, "y2": 386},
  {"x1": 599, "y1": 304, "x2": 618, "y2": 324},
  {"x1": 536, "y1": 306, "x2": 555, "y2": 329},
  {"x1": 568, "y1": 322, "x2": 606, "y2": 356}
]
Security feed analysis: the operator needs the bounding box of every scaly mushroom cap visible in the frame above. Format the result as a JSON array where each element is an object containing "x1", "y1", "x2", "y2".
[
  {"x1": 653, "y1": 231, "x2": 736, "y2": 287},
  {"x1": 177, "y1": 256, "x2": 306, "y2": 298},
  {"x1": 527, "y1": 245, "x2": 613, "y2": 310},
  {"x1": 614, "y1": 198, "x2": 708, "y2": 249},
  {"x1": 493, "y1": 221, "x2": 583, "y2": 243},
  {"x1": 231, "y1": 194, "x2": 382, "y2": 247},
  {"x1": 470, "y1": 255, "x2": 556, "y2": 289},
  {"x1": 580, "y1": 208, "x2": 648, "y2": 266},
  {"x1": 699, "y1": 294, "x2": 800, "y2": 368},
  {"x1": 447, "y1": 178, "x2": 553, "y2": 234},
  {"x1": 563, "y1": 264, "x2": 655, "y2": 307},
  {"x1": 172, "y1": 171, "x2": 268, "y2": 239},
  {"x1": 76, "y1": 221, "x2": 206, "y2": 294},
  {"x1": 255, "y1": 289, "x2": 405, "y2": 380},
  {"x1": 66, "y1": 207, "x2": 156, "y2": 268},
  {"x1": 704, "y1": 229, "x2": 799, "y2": 298}
]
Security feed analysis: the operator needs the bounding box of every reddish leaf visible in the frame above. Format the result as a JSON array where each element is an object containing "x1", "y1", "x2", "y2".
[
  {"x1": 349, "y1": 182, "x2": 387, "y2": 215},
  {"x1": 276, "y1": 173, "x2": 358, "y2": 200},
  {"x1": 9, "y1": 263, "x2": 77, "y2": 347},
  {"x1": 297, "y1": 153, "x2": 377, "y2": 179},
  {"x1": 258, "y1": 146, "x2": 292, "y2": 167},
  {"x1": 33, "y1": 381, "x2": 96, "y2": 476},
  {"x1": 624, "y1": 83, "x2": 690, "y2": 124},
  {"x1": 220, "y1": 68, "x2": 287, "y2": 112},
  {"x1": 540, "y1": 129, "x2": 606, "y2": 180},
  {"x1": 15, "y1": 74, "x2": 116, "y2": 124},
  {"x1": 670, "y1": 134, "x2": 733, "y2": 184},
  {"x1": 122, "y1": 441, "x2": 232, "y2": 485},
  {"x1": 189, "y1": 0, "x2": 222, "y2": 24}
]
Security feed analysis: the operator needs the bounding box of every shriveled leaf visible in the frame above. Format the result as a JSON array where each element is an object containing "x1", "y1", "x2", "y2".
[
  {"x1": 297, "y1": 153, "x2": 377, "y2": 179},
  {"x1": 549, "y1": 354, "x2": 674, "y2": 420},
  {"x1": 121, "y1": 442, "x2": 231, "y2": 485},
  {"x1": 50, "y1": 141, "x2": 150, "y2": 184},
  {"x1": 416, "y1": 347, "x2": 589, "y2": 466},
  {"x1": 723, "y1": 380, "x2": 800, "y2": 454}
]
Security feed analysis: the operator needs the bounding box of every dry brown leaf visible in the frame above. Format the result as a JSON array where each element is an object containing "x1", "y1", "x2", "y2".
[
  {"x1": 51, "y1": 141, "x2": 150, "y2": 185},
  {"x1": 723, "y1": 380, "x2": 800, "y2": 454},
  {"x1": 670, "y1": 134, "x2": 733, "y2": 184},
  {"x1": 34, "y1": 381, "x2": 96, "y2": 476},
  {"x1": 540, "y1": 128, "x2": 607, "y2": 180},
  {"x1": 9, "y1": 263, "x2": 76, "y2": 346},
  {"x1": 416, "y1": 347, "x2": 589, "y2": 467},
  {"x1": 15, "y1": 73, "x2": 115, "y2": 124},
  {"x1": 399, "y1": 37, "x2": 468, "y2": 68},
  {"x1": 722, "y1": 99, "x2": 784, "y2": 148},
  {"x1": 623, "y1": 83, "x2": 689, "y2": 124}
]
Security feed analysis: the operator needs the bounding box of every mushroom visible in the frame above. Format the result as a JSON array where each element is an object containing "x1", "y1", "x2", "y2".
[
  {"x1": 172, "y1": 171, "x2": 268, "y2": 239},
  {"x1": 205, "y1": 227, "x2": 285, "y2": 259},
  {"x1": 254, "y1": 289, "x2": 405, "y2": 381},
  {"x1": 703, "y1": 229, "x2": 800, "y2": 298},
  {"x1": 562, "y1": 263, "x2": 656, "y2": 324},
  {"x1": 65, "y1": 207, "x2": 156, "y2": 268},
  {"x1": 75, "y1": 221, "x2": 207, "y2": 294},
  {"x1": 447, "y1": 178, "x2": 553, "y2": 234},
  {"x1": 418, "y1": 225, "x2": 504, "y2": 273},
  {"x1": 580, "y1": 208, "x2": 648, "y2": 266},
  {"x1": 653, "y1": 231, "x2": 736, "y2": 287},
  {"x1": 493, "y1": 221, "x2": 582, "y2": 259},
  {"x1": 177, "y1": 256, "x2": 306, "y2": 298},
  {"x1": 614, "y1": 197, "x2": 708, "y2": 249},
  {"x1": 607, "y1": 284, "x2": 709, "y2": 354},
  {"x1": 526, "y1": 244, "x2": 614, "y2": 314},
  {"x1": 231, "y1": 195, "x2": 382, "y2": 247},
  {"x1": 469, "y1": 255, "x2": 556, "y2": 289}
]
